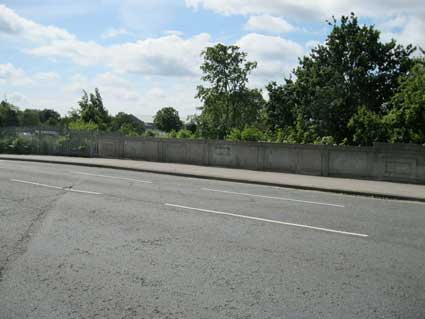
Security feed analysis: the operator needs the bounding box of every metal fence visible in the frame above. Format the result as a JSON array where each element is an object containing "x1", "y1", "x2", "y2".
[{"x1": 0, "y1": 127, "x2": 99, "y2": 157}]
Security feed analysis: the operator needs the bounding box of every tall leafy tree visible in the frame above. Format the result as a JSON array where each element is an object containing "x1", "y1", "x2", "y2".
[
  {"x1": 77, "y1": 88, "x2": 110, "y2": 130},
  {"x1": 265, "y1": 80, "x2": 297, "y2": 131},
  {"x1": 111, "y1": 112, "x2": 145, "y2": 136},
  {"x1": 39, "y1": 109, "x2": 61, "y2": 125},
  {"x1": 268, "y1": 13, "x2": 415, "y2": 143},
  {"x1": 384, "y1": 59, "x2": 425, "y2": 143},
  {"x1": 196, "y1": 44, "x2": 263, "y2": 139},
  {"x1": 19, "y1": 109, "x2": 41, "y2": 126},
  {"x1": 154, "y1": 107, "x2": 182, "y2": 133},
  {"x1": 0, "y1": 100, "x2": 20, "y2": 127}
]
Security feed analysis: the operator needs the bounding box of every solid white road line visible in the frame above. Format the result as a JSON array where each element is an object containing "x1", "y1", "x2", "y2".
[
  {"x1": 74, "y1": 171, "x2": 153, "y2": 184},
  {"x1": 201, "y1": 188, "x2": 345, "y2": 208},
  {"x1": 165, "y1": 203, "x2": 367, "y2": 238},
  {"x1": 10, "y1": 179, "x2": 102, "y2": 195}
]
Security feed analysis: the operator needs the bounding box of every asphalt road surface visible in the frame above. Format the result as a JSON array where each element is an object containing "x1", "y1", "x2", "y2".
[{"x1": 0, "y1": 159, "x2": 424, "y2": 319}]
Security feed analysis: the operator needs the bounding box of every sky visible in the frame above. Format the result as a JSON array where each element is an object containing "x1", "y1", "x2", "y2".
[{"x1": 1, "y1": 1, "x2": 424, "y2": 122}]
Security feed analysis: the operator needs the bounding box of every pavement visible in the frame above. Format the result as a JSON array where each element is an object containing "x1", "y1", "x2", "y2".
[
  {"x1": 0, "y1": 154, "x2": 425, "y2": 202},
  {"x1": 0, "y1": 159, "x2": 425, "y2": 318}
]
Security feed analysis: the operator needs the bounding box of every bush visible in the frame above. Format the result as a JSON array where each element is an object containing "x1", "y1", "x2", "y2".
[
  {"x1": 144, "y1": 130, "x2": 157, "y2": 137},
  {"x1": 68, "y1": 120, "x2": 99, "y2": 131},
  {"x1": 176, "y1": 129, "x2": 193, "y2": 139},
  {"x1": 167, "y1": 130, "x2": 177, "y2": 138},
  {"x1": 241, "y1": 127, "x2": 263, "y2": 142},
  {"x1": 10, "y1": 136, "x2": 33, "y2": 154},
  {"x1": 348, "y1": 106, "x2": 387, "y2": 146},
  {"x1": 0, "y1": 137, "x2": 10, "y2": 153},
  {"x1": 314, "y1": 136, "x2": 336, "y2": 145},
  {"x1": 226, "y1": 128, "x2": 242, "y2": 141}
]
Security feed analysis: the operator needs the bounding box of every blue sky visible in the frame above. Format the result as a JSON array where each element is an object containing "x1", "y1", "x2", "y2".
[{"x1": 1, "y1": 1, "x2": 424, "y2": 121}]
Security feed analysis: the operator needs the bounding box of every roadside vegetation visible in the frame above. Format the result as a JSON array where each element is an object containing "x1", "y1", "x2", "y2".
[{"x1": 1, "y1": 14, "x2": 424, "y2": 148}]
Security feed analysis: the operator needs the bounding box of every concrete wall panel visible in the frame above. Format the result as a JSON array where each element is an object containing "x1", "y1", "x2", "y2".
[{"x1": 97, "y1": 137, "x2": 425, "y2": 184}]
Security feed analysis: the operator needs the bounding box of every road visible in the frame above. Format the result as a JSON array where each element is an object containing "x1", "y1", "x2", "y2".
[{"x1": 0, "y1": 159, "x2": 424, "y2": 318}]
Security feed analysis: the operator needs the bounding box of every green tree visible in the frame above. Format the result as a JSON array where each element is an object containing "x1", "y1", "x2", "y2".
[
  {"x1": 111, "y1": 112, "x2": 145, "y2": 136},
  {"x1": 184, "y1": 115, "x2": 199, "y2": 134},
  {"x1": 0, "y1": 100, "x2": 20, "y2": 127},
  {"x1": 154, "y1": 107, "x2": 182, "y2": 132},
  {"x1": 196, "y1": 44, "x2": 264, "y2": 139},
  {"x1": 348, "y1": 106, "x2": 387, "y2": 146},
  {"x1": 19, "y1": 109, "x2": 41, "y2": 126},
  {"x1": 265, "y1": 80, "x2": 297, "y2": 131},
  {"x1": 77, "y1": 89, "x2": 110, "y2": 130},
  {"x1": 384, "y1": 60, "x2": 425, "y2": 143},
  {"x1": 269, "y1": 13, "x2": 414, "y2": 143},
  {"x1": 39, "y1": 109, "x2": 61, "y2": 125}
]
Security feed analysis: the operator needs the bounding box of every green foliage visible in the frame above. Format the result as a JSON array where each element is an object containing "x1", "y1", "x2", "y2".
[
  {"x1": 0, "y1": 101, "x2": 20, "y2": 127},
  {"x1": 265, "y1": 81, "x2": 296, "y2": 131},
  {"x1": 111, "y1": 112, "x2": 145, "y2": 136},
  {"x1": 77, "y1": 89, "x2": 110, "y2": 130},
  {"x1": 0, "y1": 136, "x2": 36, "y2": 154},
  {"x1": 167, "y1": 130, "x2": 177, "y2": 138},
  {"x1": 314, "y1": 136, "x2": 336, "y2": 145},
  {"x1": 226, "y1": 128, "x2": 242, "y2": 141},
  {"x1": 197, "y1": 43, "x2": 265, "y2": 139},
  {"x1": 154, "y1": 107, "x2": 182, "y2": 132},
  {"x1": 185, "y1": 115, "x2": 199, "y2": 134},
  {"x1": 226, "y1": 127, "x2": 264, "y2": 142},
  {"x1": 267, "y1": 13, "x2": 415, "y2": 144},
  {"x1": 19, "y1": 109, "x2": 41, "y2": 126},
  {"x1": 384, "y1": 61, "x2": 425, "y2": 144},
  {"x1": 348, "y1": 106, "x2": 387, "y2": 145},
  {"x1": 176, "y1": 129, "x2": 193, "y2": 139},
  {"x1": 144, "y1": 130, "x2": 157, "y2": 137},
  {"x1": 0, "y1": 139, "x2": 6, "y2": 153},
  {"x1": 39, "y1": 109, "x2": 61, "y2": 125},
  {"x1": 68, "y1": 120, "x2": 99, "y2": 131},
  {"x1": 241, "y1": 127, "x2": 264, "y2": 142}
]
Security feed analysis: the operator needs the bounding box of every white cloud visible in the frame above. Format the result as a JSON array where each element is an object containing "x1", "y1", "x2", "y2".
[
  {"x1": 3, "y1": 92, "x2": 30, "y2": 107},
  {"x1": 62, "y1": 72, "x2": 199, "y2": 120},
  {"x1": 101, "y1": 27, "x2": 130, "y2": 39},
  {"x1": 380, "y1": 15, "x2": 425, "y2": 49},
  {"x1": 245, "y1": 15, "x2": 296, "y2": 33},
  {"x1": 186, "y1": 0, "x2": 325, "y2": 19},
  {"x1": 105, "y1": 33, "x2": 212, "y2": 76},
  {"x1": 236, "y1": 33, "x2": 304, "y2": 79},
  {"x1": 187, "y1": 1, "x2": 425, "y2": 49},
  {"x1": 27, "y1": 33, "x2": 213, "y2": 76},
  {"x1": 0, "y1": 4, "x2": 74, "y2": 43},
  {"x1": 0, "y1": 63, "x2": 32, "y2": 85},
  {"x1": 34, "y1": 72, "x2": 60, "y2": 82},
  {"x1": 0, "y1": 5, "x2": 212, "y2": 77},
  {"x1": 185, "y1": 0, "x2": 425, "y2": 20}
]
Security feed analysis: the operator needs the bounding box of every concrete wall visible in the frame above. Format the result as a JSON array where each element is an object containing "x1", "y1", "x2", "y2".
[{"x1": 97, "y1": 136, "x2": 425, "y2": 184}]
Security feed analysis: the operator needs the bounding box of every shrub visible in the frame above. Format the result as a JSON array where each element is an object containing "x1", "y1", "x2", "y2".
[
  {"x1": 314, "y1": 136, "x2": 336, "y2": 145},
  {"x1": 10, "y1": 136, "x2": 33, "y2": 154},
  {"x1": 144, "y1": 130, "x2": 156, "y2": 137},
  {"x1": 68, "y1": 120, "x2": 99, "y2": 131},
  {"x1": 176, "y1": 129, "x2": 193, "y2": 139},
  {"x1": 167, "y1": 130, "x2": 177, "y2": 138},
  {"x1": 241, "y1": 127, "x2": 263, "y2": 142},
  {"x1": 226, "y1": 128, "x2": 242, "y2": 141}
]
